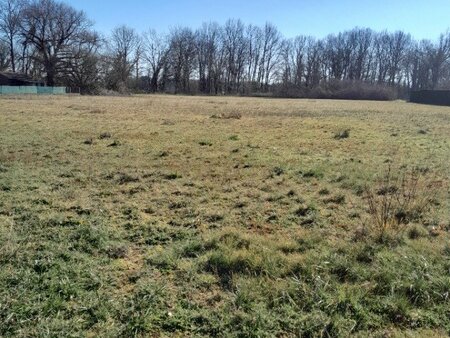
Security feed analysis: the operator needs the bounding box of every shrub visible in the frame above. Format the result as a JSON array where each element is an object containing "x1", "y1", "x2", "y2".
[
  {"x1": 364, "y1": 166, "x2": 438, "y2": 236},
  {"x1": 325, "y1": 80, "x2": 398, "y2": 101},
  {"x1": 407, "y1": 225, "x2": 428, "y2": 240},
  {"x1": 274, "y1": 80, "x2": 398, "y2": 100}
]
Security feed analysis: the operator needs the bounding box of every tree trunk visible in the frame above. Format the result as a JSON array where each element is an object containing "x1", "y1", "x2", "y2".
[
  {"x1": 46, "y1": 65, "x2": 55, "y2": 86},
  {"x1": 150, "y1": 70, "x2": 159, "y2": 92},
  {"x1": 9, "y1": 38, "x2": 15, "y2": 72}
]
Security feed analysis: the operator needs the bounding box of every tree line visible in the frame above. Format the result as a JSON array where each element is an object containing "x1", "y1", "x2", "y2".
[{"x1": 1, "y1": 0, "x2": 449, "y2": 97}]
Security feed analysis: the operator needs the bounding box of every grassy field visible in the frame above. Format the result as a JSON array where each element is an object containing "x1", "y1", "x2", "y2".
[{"x1": 0, "y1": 94, "x2": 449, "y2": 337}]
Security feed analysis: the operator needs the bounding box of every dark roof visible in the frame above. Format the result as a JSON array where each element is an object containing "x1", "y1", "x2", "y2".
[
  {"x1": 0, "y1": 72, "x2": 40, "y2": 83},
  {"x1": 412, "y1": 89, "x2": 450, "y2": 93},
  {"x1": 410, "y1": 90, "x2": 450, "y2": 106}
]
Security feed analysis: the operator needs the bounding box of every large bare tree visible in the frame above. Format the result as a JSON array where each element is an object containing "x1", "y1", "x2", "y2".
[
  {"x1": 196, "y1": 22, "x2": 224, "y2": 94},
  {"x1": 19, "y1": 0, "x2": 94, "y2": 85},
  {"x1": 63, "y1": 30, "x2": 101, "y2": 93},
  {"x1": 259, "y1": 23, "x2": 281, "y2": 90},
  {"x1": 106, "y1": 25, "x2": 140, "y2": 90},
  {"x1": 167, "y1": 27, "x2": 197, "y2": 93},
  {"x1": 223, "y1": 19, "x2": 247, "y2": 93},
  {"x1": 142, "y1": 29, "x2": 168, "y2": 92}
]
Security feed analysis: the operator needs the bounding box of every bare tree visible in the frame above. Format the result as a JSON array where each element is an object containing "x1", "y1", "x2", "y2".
[
  {"x1": 305, "y1": 37, "x2": 323, "y2": 88},
  {"x1": 291, "y1": 36, "x2": 307, "y2": 87},
  {"x1": 278, "y1": 38, "x2": 293, "y2": 94},
  {"x1": 142, "y1": 29, "x2": 168, "y2": 92},
  {"x1": 245, "y1": 24, "x2": 263, "y2": 85},
  {"x1": 374, "y1": 32, "x2": 392, "y2": 84},
  {"x1": 20, "y1": 0, "x2": 95, "y2": 86},
  {"x1": 106, "y1": 25, "x2": 140, "y2": 90},
  {"x1": 0, "y1": 0, "x2": 23, "y2": 72},
  {"x1": 0, "y1": 40, "x2": 10, "y2": 70},
  {"x1": 17, "y1": 39, "x2": 36, "y2": 74},
  {"x1": 428, "y1": 32, "x2": 450, "y2": 89},
  {"x1": 324, "y1": 32, "x2": 348, "y2": 80},
  {"x1": 349, "y1": 28, "x2": 374, "y2": 81},
  {"x1": 167, "y1": 27, "x2": 197, "y2": 93},
  {"x1": 259, "y1": 22, "x2": 281, "y2": 90},
  {"x1": 196, "y1": 22, "x2": 223, "y2": 94},
  {"x1": 63, "y1": 30, "x2": 101, "y2": 93},
  {"x1": 222, "y1": 19, "x2": 247, "y2": 93},
  {"x1": 387, "y1": 31, "x2": 411, "y2": 85}
]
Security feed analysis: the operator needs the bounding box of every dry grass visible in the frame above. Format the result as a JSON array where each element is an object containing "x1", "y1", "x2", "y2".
[{"x1": 0, "y1": 94, "x2": 449, "y2": 336}]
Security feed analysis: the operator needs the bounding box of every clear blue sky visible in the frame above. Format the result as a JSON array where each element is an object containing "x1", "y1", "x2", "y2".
[{"x1": 67, "y1": 0, "x2": 449, "y2": 40}]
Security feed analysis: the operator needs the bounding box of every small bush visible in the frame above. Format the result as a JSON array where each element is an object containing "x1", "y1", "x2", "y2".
[
  {"x1": 319, "y1": 80, "x2": 398, "y2": 101},
  {"x1": 407, "y1": 225, "x2": 428, "y2": 240},
  {"x1": 365, "y1": 166, "x2": 438, "y2": 237}
]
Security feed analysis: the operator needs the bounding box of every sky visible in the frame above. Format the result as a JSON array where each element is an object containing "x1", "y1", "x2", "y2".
[{"x1": 67, "y1": 0, "x2": 449, "y2": 40}]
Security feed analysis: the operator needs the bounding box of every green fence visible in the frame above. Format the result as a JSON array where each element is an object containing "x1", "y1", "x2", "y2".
[{"x1": 0, "y1": 86, "x2": 68, "y2": 95}]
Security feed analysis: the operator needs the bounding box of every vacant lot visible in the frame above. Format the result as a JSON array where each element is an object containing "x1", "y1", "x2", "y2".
[{"x1": 0, "y1": 95, "x2": 449, "y2": 337}]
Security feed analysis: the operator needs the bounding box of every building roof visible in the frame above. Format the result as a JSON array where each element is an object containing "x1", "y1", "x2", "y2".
[{"x1": 0, "y1": 72, "x2": 42, "y2": 85}]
